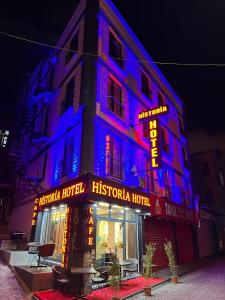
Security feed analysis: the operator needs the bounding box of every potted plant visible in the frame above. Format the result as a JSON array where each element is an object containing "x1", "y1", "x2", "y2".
[
  {"x1": 164, "y1": 240, "x2": 178, "y2": 283},
  {"x1": 143, "y1": 242, "x2": 157, "y2": 296},
  {"x1": 108, "y1": 253, "x2": 121, "y2": 300}
]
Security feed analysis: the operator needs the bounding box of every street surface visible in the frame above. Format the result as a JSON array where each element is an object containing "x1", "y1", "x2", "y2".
[
  {"x1": 130, "y1": 256, "x2": 225, "y2": 300},
  {"x1": 0, "y1": 257, "x2": 26, "y2": 300}
]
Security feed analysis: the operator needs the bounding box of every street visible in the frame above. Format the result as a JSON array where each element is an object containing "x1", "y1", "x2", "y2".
[
  {"x1": 130, "y1": 257, "x2": 225, "y2": 300},
  {"x1": 0, "y1": 257, "x2": 26, "y2": 300}
]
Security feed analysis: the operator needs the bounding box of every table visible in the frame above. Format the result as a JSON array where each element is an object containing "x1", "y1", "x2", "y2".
[
  {"x1": 27, "y1": 242, "x2": 42, "y2": 267},
  {"x1": 11, "y1": 232, "x2": 27, "y2": 250},
  {"x1": 71, "y1": 267, "x2": 97, "y2": 299}
]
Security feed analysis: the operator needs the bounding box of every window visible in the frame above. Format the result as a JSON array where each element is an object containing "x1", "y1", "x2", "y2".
[
  {"x1": 37, "y1": 205, "x2": 67, "y2": 261},
  {"x1": 108, "y1": 77, "x2": 124, "y2": 118},
  {"x1": 65, "y1": 33, "x2": 79, "y2": 64},
  {"x1": 143, "y1": 159, "x2": 158, "y2": 193},
  {"x1": 182, "y1": 147, "x2": 189, "y2": 169},
  {"x1": 164, "y1": 169, "x2": 171, "y2": 199},
  {"x1": 62, "y1": 138, "x2": 74, "y2": 177},
  {"x1": 33, "y1": 105, "x2": 49, "y2": 138},
  {"x1": 179, "y1": 117, "x2": 185, "y2": 136},
  {"x1": 202, "y1": 162, "x2": 210, "y2": 178},
  {"x1": 61, "y1": 77, "x2": 75, "y2": 114},
  {"x1": 141, "y1": 72, "x2": 152, "y2": 98},
  {"x1": 158, "y1": 91, "x2": 165, "y2": 106},
  {"x1": 106, "y1": 135, "x2": 123, "y2": 179},
  {"x1": 109, "y1": 32, "x2": 123, "y2": 68},
  {"x1": 161, "y1": 128, "x2": 169, "y2": 154}
]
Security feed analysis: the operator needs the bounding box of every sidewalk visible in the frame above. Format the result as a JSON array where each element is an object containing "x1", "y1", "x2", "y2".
[
  {"x1": 128, "y1": 255, "x2": 225, "y2": 300},
  {"x1": 0, "y1": 256, "x2": 27, "y2": 300}
]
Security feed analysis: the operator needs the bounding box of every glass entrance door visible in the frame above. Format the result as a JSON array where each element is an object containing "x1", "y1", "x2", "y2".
[
  {"x1": 96, "y1": 220, "x2": 124, "y2": 263},
  {"x1": 95, "y1": 203, "x2": 138, "y2": 267}
]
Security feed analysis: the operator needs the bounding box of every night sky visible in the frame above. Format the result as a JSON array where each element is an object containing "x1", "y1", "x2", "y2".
[{"x1": 0, "y1": 0, "x2": 225, "y2": 132}]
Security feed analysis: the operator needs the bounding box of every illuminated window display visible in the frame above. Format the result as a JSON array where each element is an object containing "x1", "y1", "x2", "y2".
[
  {"x1": 95, "y1": 203, "x2": 138, "y2": 266},
  {"x1": 35, "y1": 205, "x2": 67, "y2": 261}
]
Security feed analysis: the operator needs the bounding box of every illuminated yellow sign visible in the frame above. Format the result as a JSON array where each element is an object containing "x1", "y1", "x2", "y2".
[
  {"x1": 149, "y1": 119, "x2": 161, "y2": 168},
  {"x1": 61, "y1": 207, "x2": 72, "y2": 268},
  {"x1": 86, "y1": 207, "x2": 94, "y2": 247},
  {"x1": 38, "y1": 182, "x2": 85, "y2": 207},
  {"x1": 138, "y1": 105, "x2": 168, "y2": 120},
  {"x1": 91, "y1": 180, "x2": 150, "y2": 207},
  {"x1": 32, "y1": 198, "x2": 39, "y2": 226}
]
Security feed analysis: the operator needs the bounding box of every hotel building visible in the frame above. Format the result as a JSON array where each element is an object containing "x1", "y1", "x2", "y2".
[{"x1": 9, "y1": 0, "x2": 199, "y2": 270}]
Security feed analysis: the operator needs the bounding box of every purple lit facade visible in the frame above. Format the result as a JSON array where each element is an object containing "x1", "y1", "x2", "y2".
[{"x1": 9, "y1": 0, "x2": 198, "y2": 271}]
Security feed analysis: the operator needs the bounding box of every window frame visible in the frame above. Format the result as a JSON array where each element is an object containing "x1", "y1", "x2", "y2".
[
  {"x1": 109, "y1": 30, "x2": 124, "y2": 68},
  {"x1": 107, "y1": 77, "x2": 124, "y2": 119},
  {"x1": 141, "y1": 71, "x2": 152, "y2": 99}
]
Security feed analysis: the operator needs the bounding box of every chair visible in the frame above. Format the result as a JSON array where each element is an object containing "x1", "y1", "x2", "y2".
[
  {"x1": 37, "y1": 243, "x2": 55, "y2": 267},
  {"x1": 91, "y1": 266, "x2": 110, "y2": 300},
  {"x1": 52, "y1": 265, "x2": 71, "y2": 294},
  {"x1": 122, "y1": 258, "x2": 138, "y2": 286}
]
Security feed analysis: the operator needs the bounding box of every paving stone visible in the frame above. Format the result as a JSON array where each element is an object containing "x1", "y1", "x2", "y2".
[
  {"x1": 0, "y1": 257, "x2": 26, "y2": 299},
  {"x1": 129, "y1": 257, "x2": 225, "y2": 300}
]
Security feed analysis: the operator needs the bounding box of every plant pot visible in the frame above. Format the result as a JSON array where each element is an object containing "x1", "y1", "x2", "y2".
[
  {"x1": 143, "y1": 286, "x2": 152, "y2": 296},
  {"x1": 171, "y1": 276, "x2": 178, "y2": 284}
]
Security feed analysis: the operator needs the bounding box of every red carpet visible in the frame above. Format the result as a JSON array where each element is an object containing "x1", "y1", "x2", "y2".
[
  {"x1": 87, "y1": 276, "x2": 163, "y2": 299},
  {"x1": 33, "y1": 276, "x2": 163, "y2": 300}
]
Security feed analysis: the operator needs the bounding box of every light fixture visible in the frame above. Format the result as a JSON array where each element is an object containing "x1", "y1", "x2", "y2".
[
  {"x1": 51, "y1": 206, "x2": 56, "y2": 210},
  {"x1": 112, "y1": 205, "x2": 120, "y2": 208},
  {"x1": 44, "y1": 208, "x2": 49, "y2": 212},
  {"x1": 124, "y1": 207, "x2": 129, "y2": 211},
  {"x1": 135, "y1": 209, "x2": 141, "y2": 213},
  {"x1": 93, "y1": 203, "x2": 98, "y2": 207}
]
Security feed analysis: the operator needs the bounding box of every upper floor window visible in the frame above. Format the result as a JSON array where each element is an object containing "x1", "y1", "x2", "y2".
[
  {"x1": 161, "y1": 128, "x2": 169, "y2": 154},
  {"x1": 106, "y1": 135, "x2": 123, "y2": 179},
  {"x1": 33, "y1": 104, "x2": 49, "y2": 138},
  {"x1": 65, "y1": 33, "x2": 79, "y2": 64},
  {"x1": 182, "y1": 147, "x2": 189, "y2": 169},
  {"x1": 62, "y1": 137, "x2": 74, "y2": 177},
  {"x1": 163, "y1": 169, "x2": 171, "y2": 199},
  {"x1": 141, "y1": 72, "x2": 152, "y2": 98},
  {"x1": 158, "y1": 91, "x2": 165, "y2": 106},
  {"x1": 61, "y1": 77, "x2": 75, "y2": 114},
  {"x1": 179, "y1": 117, "x2": 185, "y2": 136},
  {"x1": 108, "y1": 77, "x2": 124, "y2": 119},
  {"x1": 109, "y1": 32, "x2": 123, "y2": 68}
]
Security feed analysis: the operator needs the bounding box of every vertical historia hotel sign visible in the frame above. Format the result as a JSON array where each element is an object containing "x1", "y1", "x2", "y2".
[{"x1": 138, "y1": 105, "x2": 168, "y2": 169}]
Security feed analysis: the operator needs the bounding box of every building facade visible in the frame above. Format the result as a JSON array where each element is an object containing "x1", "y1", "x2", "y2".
[
  {"x1": 9, "y1": 0, "x2": 198, "y2": 270},
  {"x1": 189, "y1": 130, "x2": 225, "y2": 257}
]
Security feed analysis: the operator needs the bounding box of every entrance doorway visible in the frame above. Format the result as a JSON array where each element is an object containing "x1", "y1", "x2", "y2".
[{"x1": 94, "y1": 203, "x2": 138, "y2": 267}]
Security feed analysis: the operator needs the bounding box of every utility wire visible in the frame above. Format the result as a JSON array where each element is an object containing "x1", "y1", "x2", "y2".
[{"x1": 1, "y1": 30, "x2": 225, "y2": 67}]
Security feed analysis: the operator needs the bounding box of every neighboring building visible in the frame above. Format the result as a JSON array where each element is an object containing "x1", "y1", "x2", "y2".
[
  {"x1": 188, "y1": 130, "x2": 225, "y2": 257},
  {"x1": 9, "y1": 0, "x2": 198, "y2": 272},
  {"x1": 0, "y1": 105, "x2": 14, "y2": 224}
]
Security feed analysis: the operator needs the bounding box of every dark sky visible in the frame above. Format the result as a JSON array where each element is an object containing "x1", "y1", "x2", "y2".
[{"x1": 0, "y1": 0, "x2": 225, "y2": 131}]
